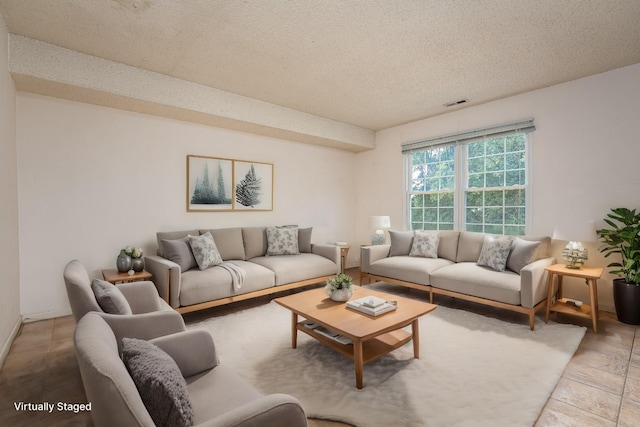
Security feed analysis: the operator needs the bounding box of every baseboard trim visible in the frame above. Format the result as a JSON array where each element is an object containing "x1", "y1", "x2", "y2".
[
  {"x1": 22, "y1": 308, "x2": 72, "y2": 323},
  {"x1": 0, "y1": 316, "x2": 22, "y2": 369}
]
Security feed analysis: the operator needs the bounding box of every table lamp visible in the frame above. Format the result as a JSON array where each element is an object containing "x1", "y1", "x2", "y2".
[
  {"x1": 552, "y1": 220, "x2": 598, "y2": 269},
  {"x1": 370, "y1": 216, "x2": 390, "y2": 245}
]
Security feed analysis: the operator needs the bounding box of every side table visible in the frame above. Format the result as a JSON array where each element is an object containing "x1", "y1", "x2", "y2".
[
  {"x1": 544, "y1": 263, "x2": 603, "y2": 333},
  {"x1": 102, "y1": 269, "x2": 152, "y2": 284},
  {"x1": 336, "y1": 245, "x2": 350, "y2": 274}
]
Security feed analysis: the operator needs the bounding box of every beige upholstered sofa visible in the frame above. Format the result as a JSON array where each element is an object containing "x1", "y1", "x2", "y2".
[
  {"x1": 145, "y1": 227, "x2": 340, "y2": 314},
  {"x1": 75, "y1": 312, "x2": 308, "y2": 427},
  {"x1": 360, "y1": 231, "x2": 554, "y2": 330}
]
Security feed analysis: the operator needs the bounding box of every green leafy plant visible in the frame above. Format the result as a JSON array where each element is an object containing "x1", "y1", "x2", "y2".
[
  {"x1": 598, "y1": 207, "x2": 640, "y2": 285},
  {"x1": 324, "y1": 273, "x2": 353, "y2": 296}
]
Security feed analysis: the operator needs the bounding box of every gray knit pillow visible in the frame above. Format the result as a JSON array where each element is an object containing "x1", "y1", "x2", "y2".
[{"x1": 122, "y1": 338, "x2": 194, "y2": 427}]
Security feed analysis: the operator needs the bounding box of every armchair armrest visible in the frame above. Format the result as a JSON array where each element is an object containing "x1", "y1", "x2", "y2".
[
  {"x1": 311, "y1": 244, "x2": 340, "y2": 273},
  {"x1": 144, "y1": 255, "x2": 181, "y2": 308},
  {"x1": 198, "y1": 393, "x2": 307, "y2": 427},
  {"x1": 360, "y1": 245, "x2": 391, "y2": 273},
  {"x1": 520, "y1": 257, "x2": 556, "y2": 308},
  {"x1": 118, "y1": 281, "x2": 162, "y2": 314},
  {"x1": 99, "y1": 310, "x2": 186, "y2": 352},
  {"x1": 150, "y1": 330, "x2": 218, "y2": 377}
]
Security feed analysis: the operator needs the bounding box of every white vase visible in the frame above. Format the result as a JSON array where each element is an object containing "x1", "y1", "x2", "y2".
[{"x1": 330, "y1": 288, "x2": 353, "y2": 302}]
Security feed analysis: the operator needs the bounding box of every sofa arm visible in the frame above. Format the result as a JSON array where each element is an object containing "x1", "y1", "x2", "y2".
[
  {"x1": 118, "y1": 281, "x2": 163, "y2": 314},
  {"x1": 99, "y1": 310, "x2": 186, "y2": 352},
  {"x1": 198, "y1": 393, "x2": 307, "y2": 427},
  {"x1": 145, "y1": 255, "x2": 181, "y2": 308},
  {"x1": 150, "y1": 330, "x2": 218, "y2": 377},
  {"x1": 360, "y1": 245, "x2": 391, "y2": 273},
  {"x1": 520, "y1": 257, "x2": 556, "y2": 308},
  {"x1": 311, "y1": 244, "x2": 340, "y2": 273}
]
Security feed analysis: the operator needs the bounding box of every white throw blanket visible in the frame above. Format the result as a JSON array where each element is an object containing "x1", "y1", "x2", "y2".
[{"x1": 219, "y1": 262, "x2": 246, "y2": 290}]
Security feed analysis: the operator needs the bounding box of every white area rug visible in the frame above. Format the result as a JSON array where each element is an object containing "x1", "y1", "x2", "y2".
[{"x1": 188, "y1": 298, "x2": 585, "y2": 427}]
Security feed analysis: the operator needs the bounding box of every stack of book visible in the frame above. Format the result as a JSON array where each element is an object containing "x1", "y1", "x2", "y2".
[{"x1": 347, "y1": 295, "x2": 397, "y2": 316}]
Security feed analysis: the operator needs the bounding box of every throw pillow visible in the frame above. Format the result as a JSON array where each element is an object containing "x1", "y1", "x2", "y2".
[
  {"x1": 388, "y1": 230, "x2": 414, "y2": 256},
  {"x1": 122, "y1": 338, "x2": 194, "y2": 427},
  {"x1": 477, "y1": 235, "x2": 514, "y2": 272},
  {"x1": 160, "y1": 237, "x2": 198, "y2": 272},
  {"x1": 506, "y1": 238, "x2": 541, "y2": 274},
  {"x1": 266, "y1": 227, "x2": 300, "y2": 255},
  {"x1": 188, "y1": 232, "x2": 223, "y2": 270},
  {"x1": 90, "y1": 279, "x2": 132, "y2": 315},
  {"x1": 409, "y1": 231, "x2": 440, "y2": 258},
  {"x1": 298, "y1": 227, "x2": 313, "y2": 253}
]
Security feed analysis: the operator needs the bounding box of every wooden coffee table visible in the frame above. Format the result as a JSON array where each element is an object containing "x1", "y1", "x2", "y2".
[{"x1": 275, "y1": 286, "x2": 437, "y2": 389}]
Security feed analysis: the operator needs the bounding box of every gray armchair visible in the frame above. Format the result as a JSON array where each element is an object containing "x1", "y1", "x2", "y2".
[
  {"x1": 63, "y1": 259, "x2": 186, "y2": 344},
  {"x1": 75, "y1": 313, "x2": 308, "y2": 427}
]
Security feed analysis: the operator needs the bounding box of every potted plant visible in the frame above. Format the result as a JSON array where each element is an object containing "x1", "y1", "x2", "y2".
[
  {"x1": 325, "y1": 273, "x2": 354, "y2": 302},
  {"x1": 597, "y1": 207, "x2": 640, "y2": 325}
]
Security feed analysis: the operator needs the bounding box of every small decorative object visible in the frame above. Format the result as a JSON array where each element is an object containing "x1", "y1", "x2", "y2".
[
  {"x1": 127, "y1": 270, "x2": 135, "y2": 276},
  {"x1": 116, "y1": 249, "x2": 132, "y2": 273},
  {"x1": 562, "y1": 241, "x2": 588, "y2": 269},
  {"x1": 124, "y1": 246, "x2": 145, "y2": 272},
  {"x1": 325, "y1": 273, "x2": 354, "y2": 302},
  {"x1": 370, "y1": 216, "x2": 391, "y2": 245}
]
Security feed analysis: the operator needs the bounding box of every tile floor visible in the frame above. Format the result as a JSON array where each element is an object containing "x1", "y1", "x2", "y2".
[{"x1": 0, "y1": 267, "x2": 638, "y2": 426}]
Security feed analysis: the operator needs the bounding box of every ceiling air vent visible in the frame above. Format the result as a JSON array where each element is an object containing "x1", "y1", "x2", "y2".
[{"x1": 444, "y1": 99, "x2": 468, "y2": 108}]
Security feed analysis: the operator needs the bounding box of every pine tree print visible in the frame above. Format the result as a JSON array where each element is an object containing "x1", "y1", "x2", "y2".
[
  {"x1": 191, "y1": 163, "x2": 217, "y2": 204},
  {"x1": 235, "y1": 164, "x2": 262, "y2": 208}
]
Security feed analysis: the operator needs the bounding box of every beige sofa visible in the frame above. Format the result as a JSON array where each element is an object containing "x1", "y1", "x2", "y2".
[
  {"x1": 360, "y1": 231, "x2": 554, "y2": 330},
  {"x1": 75, "y1": 312, "x2": 308, "y2": 427},
  {"x1": 145, "y1": 227, "x2": 340, "y2": 314}
]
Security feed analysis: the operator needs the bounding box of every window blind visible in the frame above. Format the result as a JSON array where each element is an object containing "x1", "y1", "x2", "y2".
[{"x1": 401, "y1": 118, "x2": 535, "y2": 154}]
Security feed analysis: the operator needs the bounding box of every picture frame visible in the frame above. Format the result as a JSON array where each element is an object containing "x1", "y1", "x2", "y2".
[
  {"x1": 233, "y1": 160, "x2": 273, "y2": 211},
  {"x1": 187, "y1": 155, "x2": 274, "y2": 212},
  {"x1": 187, "y1": 155, "x2": 234, "y2": 211}
]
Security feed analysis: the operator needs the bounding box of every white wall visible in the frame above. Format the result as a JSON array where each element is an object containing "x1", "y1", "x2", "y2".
[
  {"x1": 0, "y1": 17, "x2": 21, "y2": 364},
  {"x1": 17, "y1": 94, "x2": 357, "y2": 319},
  {"x1": 356, "y1": 64, "x2": 640, "y2": 313}
]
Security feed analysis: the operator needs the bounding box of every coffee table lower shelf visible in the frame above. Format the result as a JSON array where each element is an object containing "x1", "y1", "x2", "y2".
[{"x1": 297, "y1": 321, "x2": 412, "y2": 364}]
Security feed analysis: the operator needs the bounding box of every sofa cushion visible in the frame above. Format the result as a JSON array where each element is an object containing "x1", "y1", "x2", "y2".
[
  {"x1": 179, "y1": 261, "x2": 274, "y2": 307},
  {"x1": 431, "y1": 262, "x2": 521, "y2": 305},
  {"x1": 477, "y1": 235, "x2": 514, "y2": 272},
  {"x1": 200, "y1": 228, "x2": 246, "y2": 261},
  {"x1": 437, "y1": 231, "x2": 460, "y2": 261},
  {"x1": 506, "y1": 238, "x2": 541, "y2": 273},
  {"x1": 369, "y1": 256, "x2": 454, "y2": 286},
  {"x1": 266, "y1": 227, "x2": 300, "y2": 256},
  {"x1": 389, "y1": 230, "x2": 414, "y2": 256},
  {"x1": 250, "y1": 253, "x2": 336, "y2": 286},
  {"x1": 298, "y1": 227, "x2": 313, "y2": 253},
  {"x1": 161, "y1": 237, "x2": 198, "y2": 272},
  {"x1": 122, "y1": 338, "x2": 194, "y2": 427},
  {"x1": 242, "y1": 227, "x2": 267, "y2": 259},
  {"x1": 521, "y1": 235, "x2": 551, "y2": 260},
  {"x1": 91, "y1": 279, "x2": 132, "y2": 315},
  {"x1": 188, "y1": 232, "x2": 223, "y2": 270},
  {"x1": 409, "y1": 231, "x2": 439, "y2": 258},
  {"x1": 157, "y1": 230, "x2": 200, "y2": 257},
  {"x1": 456, "y1": 232, "x2": 489, "y2": 262}
]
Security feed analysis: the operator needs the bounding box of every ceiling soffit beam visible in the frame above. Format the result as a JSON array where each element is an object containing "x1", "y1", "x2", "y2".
[{"x1": 8, "y1": 34, "x2": 375, "y2": 152}]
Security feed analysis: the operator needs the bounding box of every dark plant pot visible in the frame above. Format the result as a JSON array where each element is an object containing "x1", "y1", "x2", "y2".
[{"x1": 613, "y1": 278, "x2": 640, "y2": 325}]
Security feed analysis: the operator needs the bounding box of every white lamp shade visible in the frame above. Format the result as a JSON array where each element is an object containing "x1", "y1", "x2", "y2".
[
  {"x1": 370, "y1": 216, "x2": 391, "y2": 229},
  {"x1": 552, "y1": 220, "x2": 598, "y2": 242}
]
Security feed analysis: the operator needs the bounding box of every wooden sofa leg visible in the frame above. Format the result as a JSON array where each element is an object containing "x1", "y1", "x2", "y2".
[{"x1": 529, "y1": 311, "x2": 535, "y2": 331}]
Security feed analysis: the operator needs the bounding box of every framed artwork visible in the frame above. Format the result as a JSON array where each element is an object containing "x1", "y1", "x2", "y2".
[
  {"x1": 187, "y1": 155, "x2": 234, "y2": 211},
  {"x1": 234, "y1": 160, "x2": 273, "y2": 211},
  {"x1": 187, "y1": 155, "x2": 273, "y2": 212}
]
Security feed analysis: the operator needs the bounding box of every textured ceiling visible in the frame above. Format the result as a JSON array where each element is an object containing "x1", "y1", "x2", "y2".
[{"x1": 1, "y1": 0, "x2": 639, "y2": 132}]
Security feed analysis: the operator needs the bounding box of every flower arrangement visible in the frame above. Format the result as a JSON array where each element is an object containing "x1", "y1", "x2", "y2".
[
  {"x1": 324, "y1": 273, "x2": 353, "y2": 296},
  {"x1": 124, "y1": 246, "x2": 143, "y2": 259},
  {"x1": 562, "y1": 241, "x2": 588, "y2": 269}
]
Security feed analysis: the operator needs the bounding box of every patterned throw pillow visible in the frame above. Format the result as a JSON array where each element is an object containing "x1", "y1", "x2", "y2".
[
  {"x1": 187, "y1": 232, "x2": 223, "y2": 270},
  {"x1": 477, "y1": 235, "x2": 514, "y2": 271},
  {"x1": 409, "y1": 231, "x2": 440, "y2": 258},
  {"x1": 122, "y1": 338, "x2": 194, "y2": 427},
  {"x1": 266, "y1": 227, "x2": 300, "y2": 256}
]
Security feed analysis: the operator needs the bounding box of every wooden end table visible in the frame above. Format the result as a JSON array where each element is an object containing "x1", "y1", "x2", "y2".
[
  {"x1": 102, "y1": 269, "x2": 152, "y2": 284},
  {"x1": 337, "y1": 245, "x2": 351, "y2": 274},
  {"x1": 544, "y1": 263, "x2": 603, "y2": 333},
  {"x1": 275, "y1": 286, "x2": 436, "y2": 389}
]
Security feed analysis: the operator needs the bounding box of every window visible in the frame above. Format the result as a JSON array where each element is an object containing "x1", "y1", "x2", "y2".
[{"x1": 404, "y1": 120, "x2": 533, "y2": 235}]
